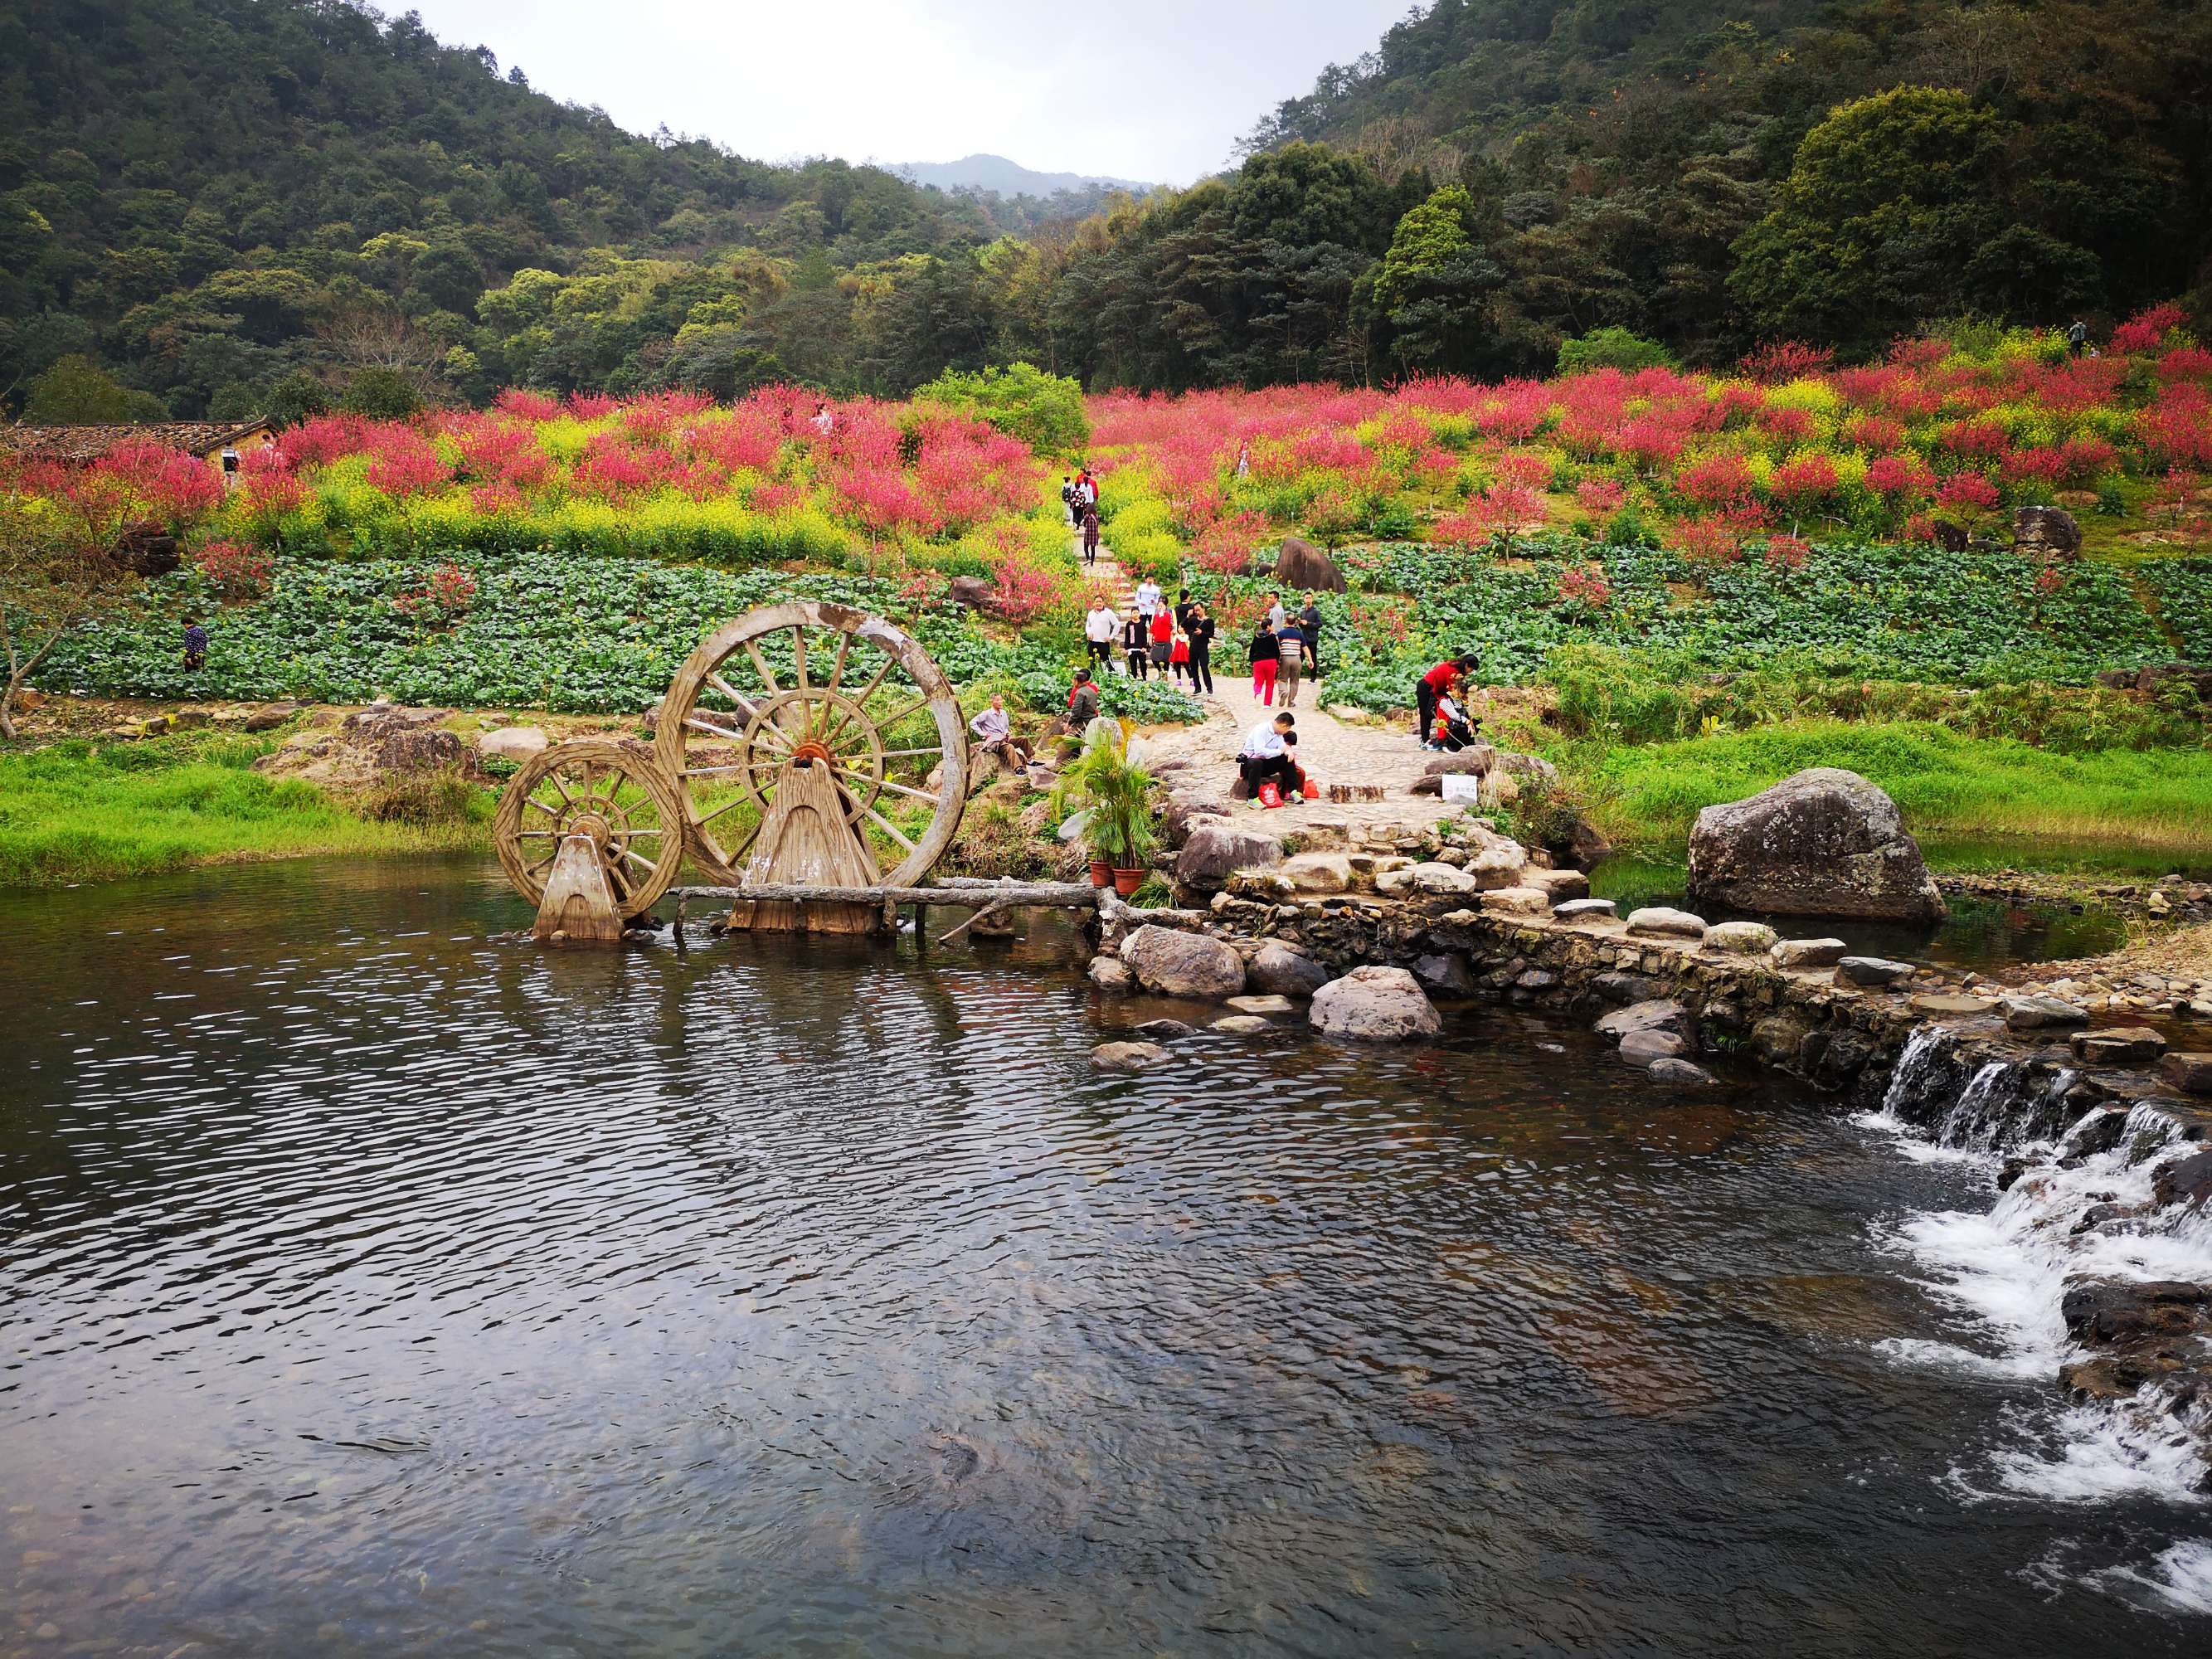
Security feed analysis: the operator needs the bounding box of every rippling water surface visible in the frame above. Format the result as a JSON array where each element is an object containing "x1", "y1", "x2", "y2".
[{"x1": 1, "y1": 858, "x2": 2205, "y2": 1656}]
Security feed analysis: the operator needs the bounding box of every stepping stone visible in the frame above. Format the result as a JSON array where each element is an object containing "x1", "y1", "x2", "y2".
[
  {"x1": 2070, "y1": 1027, "x2": 2167, "y2": 1064},
  {"x1": 1211, "y1": 1014, "x2": 1274, "y2": 1034},
  {"x1": 2001, "y1": 994, "x2": 2090, "y2": 1031},
  {"x1": 1225, "y1": 994, "x2": 1296, "y2": 1015},
  {"x1": 1133, "y1": 1019, "x2": 1195, "y2": 1039},
  {"x1": 1626, "y1": 906, "x2": 1706, "y2": 939},
  {"x1": 1835, "y1": 956, "x2": 1914, "y2": 988},
  {"x1": 1704, "y1": 921, "x2": 1777, "y2": 955},
  {"x1": 1647, "y1": 1058, "x2": 1717, "y2": 1088},
  {"x1": 1772, "y1": 937, "x2": 1848, "y2": 968},
  {"x1": 2161, "y1": 1053, "x2": 2212, "y2": 1096},
  {"x1": 1553, "y1": 898, "x2": 1617, "y2": 921},
  {"x1": 1908, "y1": 994, "x2": 1997, "y2": 1018}
]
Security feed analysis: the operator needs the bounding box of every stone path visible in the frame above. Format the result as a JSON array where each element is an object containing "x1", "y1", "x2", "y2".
[{"x1": 1072, "y1": 526, "x2": 1467, "y2": 843}]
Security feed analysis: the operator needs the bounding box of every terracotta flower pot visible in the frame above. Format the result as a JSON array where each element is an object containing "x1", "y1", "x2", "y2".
[
  {"x1": 1089, "y1": 859, "x2": 1113, "y2": 888},
  {"x1": 1112, "y1": 867, "x2": 1146, "y2": 897}
]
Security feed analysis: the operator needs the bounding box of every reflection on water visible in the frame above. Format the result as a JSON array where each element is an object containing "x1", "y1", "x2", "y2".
[
  {"x1": 0, "y1": 857, "x2": 2205, "y2": 1657},
  {"x1": 1591, "y1": 855, "x2": 2131, "y2": 968}
]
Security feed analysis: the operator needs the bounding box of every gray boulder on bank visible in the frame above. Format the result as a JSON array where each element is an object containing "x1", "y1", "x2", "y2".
[
  {"x1": 1176, "y1": 822, "x2": 1284, "y2": 887},
  {"x1": 1271, "y1": 534, "x2": 1348, "y2": 594},
  {"x1": 1310, "y1": 966, "x2": 1442, "y2": 1041},
  {"x1": 1120, "y1": 925, "x2": 1247, "y2": 1000},
  {"x1": 1688, "y1": 767, "x2": 1946, "y2": 923}
]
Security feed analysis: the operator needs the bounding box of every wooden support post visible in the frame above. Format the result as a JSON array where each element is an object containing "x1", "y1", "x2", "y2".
[
  {"x1": 532, "y1": 833, "x2": 625, "y2": 945},
  {"x1": 936, "y1": 902, "x2": 1009, "y2": 945}
]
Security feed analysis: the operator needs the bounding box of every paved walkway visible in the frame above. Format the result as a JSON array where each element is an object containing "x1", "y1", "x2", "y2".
[{"x1": 1072, "y1": 526, "x2": 1463, "y2": 839}]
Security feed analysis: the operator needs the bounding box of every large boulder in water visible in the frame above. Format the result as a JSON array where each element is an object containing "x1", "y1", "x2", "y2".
[
  {"x1": 1310, "y1": 966, "x2": 1441, "y2": 1041},
  {"x1": 1688, "y1": 767, "x2": 1946, "y2": 923},
  {"x1": 1247, "y1": 941, "x2": 1330, "y2": 998},
  {"x1": 1120, "y1": 925, "x2": 1247, "y2": 1000},
  {"x1": 1271, "y1": 535, "x2": 1348, "y2": 594}
]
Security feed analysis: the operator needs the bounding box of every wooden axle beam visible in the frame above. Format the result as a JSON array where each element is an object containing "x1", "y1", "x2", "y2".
[{"x1": 669, "y1": 881, "x2": 1106, "y2": 909}]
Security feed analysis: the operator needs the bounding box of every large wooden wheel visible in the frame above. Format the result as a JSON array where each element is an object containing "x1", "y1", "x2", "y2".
[
  {"x1": 493, "y1": 739, "x2": 684, "y2": 919},
  {"x1": 655, "y1": 601, "x2": 970, "y2": 888}
]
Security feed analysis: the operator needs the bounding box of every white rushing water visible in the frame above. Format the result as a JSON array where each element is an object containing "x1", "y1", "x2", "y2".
[{"x1": 1854, "y1": 1029, "x2": 2212, "y2": 1613}]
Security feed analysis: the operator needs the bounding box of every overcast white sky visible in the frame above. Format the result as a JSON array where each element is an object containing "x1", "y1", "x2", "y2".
[{"x1": 403, "y1": 0, "x2": 1414, "y2": 185}]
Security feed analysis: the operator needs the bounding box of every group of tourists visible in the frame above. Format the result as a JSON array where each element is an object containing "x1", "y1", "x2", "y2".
[
  {"x1": 1082, "y1": 583, "x2": 1218, "y2": 695},
  {"x1": 1246, "y1": 591, "x2": 1325, "y2": 708},
  {"x1": 1062, "y1": 470, "x2": 1102, "y2": 565}
]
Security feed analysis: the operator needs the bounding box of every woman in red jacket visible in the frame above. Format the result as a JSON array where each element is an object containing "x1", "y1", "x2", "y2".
[{"x1": 1417, "y1": 653, "x2": 1480, "y2": 746}]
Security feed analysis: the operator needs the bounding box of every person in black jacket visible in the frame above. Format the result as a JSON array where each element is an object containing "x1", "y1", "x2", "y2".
[
  {"x1": 1185, "y1": 603, "x2": 1216, "y2": 695},
  {"x1": 1123, "y1": 611, "x2": 1150, "y2": 679},
  {"x1": 1247, "y1": 617, "x2": 1281, "y2": 705},
  {"x1": 1297, "y1": 594, "x2": 1323, "y2": 674}
]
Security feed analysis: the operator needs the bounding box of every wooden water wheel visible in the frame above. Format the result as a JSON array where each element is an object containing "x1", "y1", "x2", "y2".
[
  {"x1": 492, "y1": 739, "x2": 684, "y2": 920},
  {"x1": 655, "y1": 601, "x2": 970, "y2": 922}
]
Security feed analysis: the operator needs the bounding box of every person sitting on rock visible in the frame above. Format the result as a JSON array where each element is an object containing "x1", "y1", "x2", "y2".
[
  {"x1": 1238, "y1": 712, "x2": 1299, "y2": 806},
  {"x1": 1065, "y1": 669, "x2": 1101, "y2": 729},
  {"x1": 970, "y1": 693, "x2": 1032, "y2": 771}
]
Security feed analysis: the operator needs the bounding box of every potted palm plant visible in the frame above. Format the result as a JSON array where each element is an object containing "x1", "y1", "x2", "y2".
[{"x1": 1052, "y1": 718, "x2": 1159, "y2": 896}]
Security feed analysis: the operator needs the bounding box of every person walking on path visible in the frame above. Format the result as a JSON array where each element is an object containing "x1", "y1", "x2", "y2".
[
  {"x1": 1173, "y1": 586, "x2": 1196, "y2": 635},
  {"x1": 1135, "y1": 575, "x2": 1162, "y2": 620},
  {"x1": 182, "y1": 616, "x2": 208, "y2": 672},
  {"x1": 1081, "y1": 504, "x2": 1100, "y2": 566},
  {"x1": 1297, "y1": 594, "x2": 1323, "y2": 674},
  {"x1": 1061, "y1": 475, "x2": 1076, "y2": 523},
  {"x1": 1416, "y1": 653, "x2": 1479, "y2": 747},
  {"x1": 1168, "y1": 624, "x2": 1192, "y2": 686},
  {"x1": 1186, "y1": 604, "x2": 1216, "y2": 695},
  {"x1": 1274, "y1": 619, "x2": 1305, "y2": 708},
  {"x1": 1124, "y1": 610, "x2": 1151, "y2": 679},
  {"x1": 2069, "y1": 319, "x2": 2088, "y2": 358},
  {"x1": 1148, "y1": 606, "x2": 1173, "y2": 677},
  {"x1": 1264, "y1": 591, "x2": 1286, "y2": 631},
  {"x1": 1247, "y1": 615, "x2": 1281, "y2": 705},
  {"x1": 1083, "y1": 600, "x2": 1119, "y2": 674}
]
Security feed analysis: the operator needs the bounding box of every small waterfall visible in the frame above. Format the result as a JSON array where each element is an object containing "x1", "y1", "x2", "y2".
[{"x1": 1877, "y1": 1027, "x2": 2077, "y2": 1151}]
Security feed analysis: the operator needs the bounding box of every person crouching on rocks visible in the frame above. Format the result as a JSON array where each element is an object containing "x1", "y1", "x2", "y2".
[
  {"x1": 1431, "y1": 688, "x2": 1478, "y2": 752},
  {"x1": 1417, "y1": 652, "x2": 1479, "y2": 746},
  {"x1": 1239, "y1": 712, "x2": 1299, "y2": 806}
]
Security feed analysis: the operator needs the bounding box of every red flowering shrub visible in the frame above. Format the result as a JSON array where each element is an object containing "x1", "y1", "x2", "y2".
[
  {"x1": 493, "y1": 388, "x2": 561, "y2": 421},
  {"x1": 90, "y1": 437, "x2": 224, "y2": 528},
  {"x1": 1841, "y1": 414, "x2": 1905, "y2": 453},
  {"x1": 1762, "y1": 533, "x2": 1811, "y2": 571},
  {"x1": 1769, "y1": 453, "x2": 1840, "y2": 519},
  {"x1": 1555, "y1": 562, "x2": 1611, "y2": 612},
  {"x1": 1935, "y1": 472, "x2": 2001, "y2": 528},
  {"x1": 1677, "y1": 451, "x2": 1755, "y2": 510},
  {"x1": 1575, "y1": 478, "x2": 1626, "y2": 517},
  {"x1": 194, "y1": 538, "x2": 275, "y2": 596},
  {"x1": 393, "y1": 560, "x2": 479, "y2": 624},
  {"x1": 2112, "y1": 304, "x2": 2187, "y2": 356},
  {"x1": 1865, "y1": 453, "x2": 1935, "y2": 504},
  {"x1": 362, "y1": 427, "x2": 448, "y2": 498},
  {"x1": 987, "y1": 558, "x2": 1062, "y2": 625},
  {"x1": 1740, "y1": 341, "x2": 1835, "y2": 384},
  {"x1": 1755, "y1": 406, "x2": 1816, "y2": 445}
]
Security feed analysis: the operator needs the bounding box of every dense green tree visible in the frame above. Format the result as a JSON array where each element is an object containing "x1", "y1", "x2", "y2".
[{"x1": 23, "y1": 352, "x2": 163, "y2": 421}]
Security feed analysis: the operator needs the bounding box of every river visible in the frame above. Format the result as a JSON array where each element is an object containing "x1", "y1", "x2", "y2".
[{"x1": 0, "y1": 857, "x2": 2205, "y2": 1656}]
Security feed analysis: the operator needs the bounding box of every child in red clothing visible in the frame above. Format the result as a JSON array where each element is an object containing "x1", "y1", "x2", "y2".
[{"x1": 1169, "y1": 626, "x2": 1192, "y2": 684}]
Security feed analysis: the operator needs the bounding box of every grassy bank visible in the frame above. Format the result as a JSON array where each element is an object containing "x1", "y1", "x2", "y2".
[
  {"x1": 0, "y1": 733, "x2": 492, "y2": 887},
  {"x1": 1547, "y1": 719, "x2": 2212, "y2": 866}
]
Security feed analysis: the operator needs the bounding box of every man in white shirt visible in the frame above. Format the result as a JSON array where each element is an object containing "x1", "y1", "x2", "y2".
[
  {"x1": 969, "y1": 693, "x2": 1031, "y2": 771},
  {"x1": 1264, "y1": 591, "x2": 1286, "y2": 631},
  {"x1": 1083, "y1": 603, "x2": 1119, "y2": 673},
  {"x1": 1237, "y1": 712, "x2": 1298, "y2": 805},
  {"x1": 1135, "y1": 577, "x2": 1162, "y2": 619}
]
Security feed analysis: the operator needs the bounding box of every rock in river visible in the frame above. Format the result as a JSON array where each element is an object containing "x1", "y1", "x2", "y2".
[
  {"x1": 1247, "y1": 941, "x2": 1330, "y2": 998},
  {"x1": 1091, "y1": 1041, "x2": 1167, "y2": 1071},
  {"x1": 1087, "y1": 956, "x2": 1134, "y2": 990},
  {"x1": 1647, "y1": 1058, "x2": 1717, "y2": 1088},
  {"x1": 2001, "y1": 994, "x2": 2090, "y2": 1031},
  {"x1": 1625, "y1": 907, "x2": 1707, "y2": 940},
  {"x1": 1596, "y1": 1000, "x2": 1698, "y2": 1048},
  {"x1": 1703, "y1": 921, "x2": 1777, "y2": 955},
  {"x1": 1310, "y1": 966, "x2": 1442, "y2": 1041},
  {"x1": 1687, "y1": 767, "x2": 1946, "y2": 923},
  {"x1": 1834, "y1": 956, "x2": 1913, "y2": 988},
  {"x1": 1620, "y1": 1028, "x2": 1689, "y2": 1066},
  {"x1": 1771, "y1": 937, "x2": 1848, "y2": 969},
  {"x1": 1121, "y1": 925, "x2": 1247, "y2": 1000}
]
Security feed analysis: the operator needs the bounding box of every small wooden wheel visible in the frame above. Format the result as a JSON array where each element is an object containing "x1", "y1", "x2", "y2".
[
  {"x1": 656, "y1": 600, "x2": 970, "y2": 887},
  {"x1": 493, "y1": 739, "x2": 684, "y2": 919}
]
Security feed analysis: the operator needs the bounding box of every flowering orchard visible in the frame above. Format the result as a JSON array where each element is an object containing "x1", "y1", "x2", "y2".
[
  {"x1": 2, "y1": 385, "x2": 1072, "y2": 620},
  {"x1": 1083, "y1": 306, "x2": 2212, "y2": 581}
]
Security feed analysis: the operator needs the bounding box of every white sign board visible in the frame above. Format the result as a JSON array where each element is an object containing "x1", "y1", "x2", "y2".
[{"x1": 1440, "y1": 772, "x2": 1485, "y2": 803}]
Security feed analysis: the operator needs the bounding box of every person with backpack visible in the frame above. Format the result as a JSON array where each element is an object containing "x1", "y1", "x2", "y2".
[
  {"x1": 1247, "y1": 615, "x2": 1280, "y2": 705},
  {"x1": 1273, "y1": 618, "x2": 1305, "y2": 708},
  {"x1": 2068, "y1": 319, "x2": 2088, "y2": 358}
]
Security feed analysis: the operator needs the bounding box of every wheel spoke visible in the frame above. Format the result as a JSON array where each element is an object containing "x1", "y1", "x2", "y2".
[
  {"x1": 706, "y1": 671, "x2": 765, "y2": 722},
  {"x1": 836, "y1": 781, "x2": 917, "y2": 855},
  {"x1": 523, "y1": 794, "x2": 558, "y2": 817},
  {"x1": 824, "y1": 630, "x2": 853, "y2": 698},
  {"x1": 622, "y1": 848, "x2": 656, "y2": 873},
  {"x1": 873, "y1": 746, "x2": 943, "y2": 760},
  {"x1": 696, "y1": 794, "x2": 751, "y2": 825},
  {"x1": 873, "y1": 695, "x2": 932, "y2": 732},
  {"x1": 684, "y1": 714, "x2": 746, "y2": 742},
  {"x1": 829, "y1": 765, "x2": 937, "y2": 805},
  {"x1": 820, "y1": 655, "x2": 894, "y2": 747},
  {"x1": 791, "y1": 625, "x2": 809, "y2": 699},
  {"x1": 742, "y1": 641, "x2": 784, "y2": 708}
]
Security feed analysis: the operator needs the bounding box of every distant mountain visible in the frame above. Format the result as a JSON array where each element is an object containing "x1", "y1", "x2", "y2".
[{"x1": 892, "y1": 153, "x2": 1155, "y2": 199}]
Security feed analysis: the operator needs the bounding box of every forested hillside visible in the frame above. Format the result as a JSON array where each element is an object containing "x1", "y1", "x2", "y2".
[
  {"x1": 2, "y1": 0, "x2": 2210, "y2": 419},
  {"x1": 1245, "y1": 0, "x2": 2212, "y2": 362}
]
